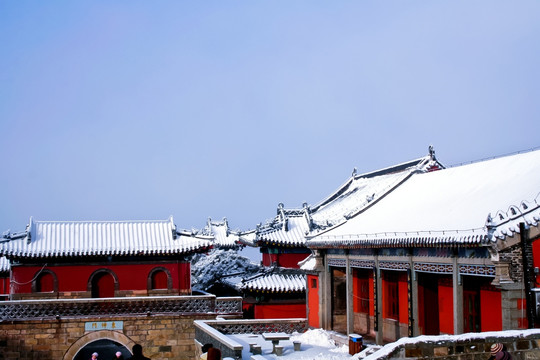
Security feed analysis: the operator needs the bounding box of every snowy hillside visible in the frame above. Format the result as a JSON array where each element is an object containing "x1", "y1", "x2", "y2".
[{"x1": 190, "y1": 249, "x2": 260, "y2": 292}]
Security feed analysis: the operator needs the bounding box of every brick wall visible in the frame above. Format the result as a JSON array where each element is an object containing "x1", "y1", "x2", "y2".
[
  {"x1": 0, "y1": 314, "x2": 214, "y2": 360},
  {"x1": 500, "y1": 244, "x2": 525, "y2": 282}
]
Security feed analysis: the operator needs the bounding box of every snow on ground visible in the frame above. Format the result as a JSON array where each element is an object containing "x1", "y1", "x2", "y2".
[
  {"x1": 227, "y1": 329, "x2": 355, "y2": 360},
  {"x1": 222, "y1": 328, "x2": 540, "y2": 360}
]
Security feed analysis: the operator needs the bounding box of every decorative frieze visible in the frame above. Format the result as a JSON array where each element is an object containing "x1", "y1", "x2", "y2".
[
  {"x1": 459, "y1": 264, "x2": 496, "y2": 277},
  {"x1": 379, "y1": 261, "x2": 410, "y2": 271},
  {"x1": 414, "y1": 262, "x2": 453, "y2": 274},
  {"x1": 328, "y1": 258, "x2": 346, "y2": 267},
  {"x1": 350, "y1": 259, "x2": 375, "y2": 269}
]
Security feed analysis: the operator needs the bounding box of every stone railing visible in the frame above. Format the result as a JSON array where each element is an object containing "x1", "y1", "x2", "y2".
[
  {"x1": 0, "y1": 295, "x2": 242, "y2": 322},
  {"x1": 208, "y1": 318, "x2": 307, "y2": 334},
  {"x1": 215, "y1": 296, "x2": 243, "y2": 315},
  {"x1": 194, "y1": 318, "x2": 308, "y2": 359},
  {"x1": 364, "y1": 329, "x2": 540, "y2": 360}
]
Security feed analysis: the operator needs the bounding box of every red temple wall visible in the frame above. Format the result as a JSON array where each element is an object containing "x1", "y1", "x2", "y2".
[
  {"x1": 254, "y1": 303, "x2": 306, "y2": 319},
  {"x1": 261, "y1": 253, "x2": 310, "y2": 269},
  {"x1": 398, "y1": 273, "x2": 408, "y2": 325},
  {"x1": 10, "y1": 262, "x2": 190, "y2": 294},
  {"x1": 0, "y1": 276, "x2": 9, "y2": 297},
  {"x1": 480, "y1": 287, "x2": 502, "y2": 331},
  {"x1": 438, "y1": 281, "x2": 454, "y2": 334},
  {"x1": 532, "y1": 237, "x2": 540, "y2": 285},
  {"x1": 369, "y1": 277, "x2": 375, "y2": 316}
]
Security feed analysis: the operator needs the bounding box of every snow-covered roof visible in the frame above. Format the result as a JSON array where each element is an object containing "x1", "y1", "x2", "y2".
[
  {"x1": 0, "y1": 216, "x2": 213, "y2": 258},
  {"x1": 252, "y1": 149, "x2": 443, "y2": 248},
  {"x1": 240, "y1": 270, "x2": 306, "y2": 293},
  {"x1": 204, "y1": 218, "x2": 243, "y2": 248},
  {"x1": 299, "y1": 254, "x2": 317, "y2": 271},
  {"x1": 256, "y1": 206, "x2": 311, "y2": 247},
  {"x1": 308, "y1": 149, "x2": 540, "y2": 248},
  {"x1": 310, "y1": 152, "x2": 443, "y2": 230},
  {"x1": 0, "y1": 257, "x2": 9, "y2": 273},
  {"x1": 237, "y1": 230, "x2": 257, "y2": 246}
]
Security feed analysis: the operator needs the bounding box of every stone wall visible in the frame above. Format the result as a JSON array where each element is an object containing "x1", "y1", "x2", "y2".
[
  {"x1": 353, "y1": 312, "x2": 375, "y2": 338},
  {"x1": 0, "y1": 313, "x2": 214, "y2": 360},
  {"x1": 364, "y1": 329, "x2": 540, "y2": 360},
  {"x1": 382, "y1": 318, "x2": 408, "y2": 343},
  {"x1": 500, "y1": 243, "x2": 525, "y2": 282}
]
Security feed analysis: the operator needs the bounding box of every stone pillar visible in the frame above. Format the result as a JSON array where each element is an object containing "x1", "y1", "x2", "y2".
[
  {"x1": 452, "y1": 256, "x2": 463, "y2": 334},
  {"x1": 491, "y1": 261, "x2": 514, "y2": 286},
  {"x1": 374, "y1": 254, "x2": 383, "y2": 345},
  {"x1": 322, "y1": 257, "x2": 332, "y2": 330},
  {"x1": 500, "y1": 282, "x2": 526, "y2": 330},
  {"x1": 346, "y1": 255, "x2": 354, "y2": 334}
]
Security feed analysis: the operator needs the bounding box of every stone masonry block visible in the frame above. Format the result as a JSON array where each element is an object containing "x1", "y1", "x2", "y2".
[
  {"x1": 517, "y1": 340, "x2": 531, "y2": 350},
  {"x1": 433, "y1": 346, "x2": 449, "y2": 356},
  {"x1": 405, "y1": 347, "x2": 423, "y2": 357}
]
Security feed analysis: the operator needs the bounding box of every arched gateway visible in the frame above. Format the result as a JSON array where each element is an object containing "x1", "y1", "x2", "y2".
[{"x1": 63, "y1": 330, "x2": 135, "y2": 360}]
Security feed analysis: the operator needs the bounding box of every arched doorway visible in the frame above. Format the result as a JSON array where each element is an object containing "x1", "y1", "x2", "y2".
[
  {"x1": 64, "y1": 330, "x2": 135, "y2": 360},
  {"x1": 73, "y1": 339, "x2": 130, "y2": 360}
]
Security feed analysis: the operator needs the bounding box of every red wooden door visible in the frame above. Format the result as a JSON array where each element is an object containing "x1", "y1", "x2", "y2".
[{"x1": 463, "y1": 290, "x2": 480, "y2": 332}]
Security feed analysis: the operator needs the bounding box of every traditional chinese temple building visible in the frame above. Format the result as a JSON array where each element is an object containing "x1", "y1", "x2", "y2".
[
  {"x1": 236, "y1": 149, "x2": 444, "y2": 320},
  {"x1": 0, "y1": 216, "x2": 212, "y2": 299},
  {"x1": 301, "y1": 148, "x2": 540, "y2": 344},
  {"x1": 238, "y1": 266, "x2": 306, "y2": 318}
]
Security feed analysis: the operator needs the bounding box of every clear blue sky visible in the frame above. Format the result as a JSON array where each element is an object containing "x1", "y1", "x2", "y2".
[{"x1": 1, "y1": 1, "x2": 539, "y2": 234}]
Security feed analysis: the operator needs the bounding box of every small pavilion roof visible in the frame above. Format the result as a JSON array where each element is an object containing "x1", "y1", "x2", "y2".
[
  {"x1": 255, "y1": 205, "x2": 311, "y2": 247},
  {"x1": 308, "y1": 148, "x2": 540, "y2": 248},
  {"x1": 239, "y1": 268, "x2": 306, "y2": 293},
  {"x1": 204, "y1": 218, "x2": 243, "y2": 248},
  {"x1": 1, "y1": 216, "x2": 212, "y2": 259}
]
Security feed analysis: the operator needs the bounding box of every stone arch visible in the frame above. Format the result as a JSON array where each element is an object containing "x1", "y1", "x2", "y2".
[
  {"x1": 147, "y1": 266, "x2": 173, "y2": 290},
  {"x1": 87, "y1": 268, "x2": 119, "y2": 297},
  {"x1": 63, "y1": 330, "x2": 135, "y2": 360}
]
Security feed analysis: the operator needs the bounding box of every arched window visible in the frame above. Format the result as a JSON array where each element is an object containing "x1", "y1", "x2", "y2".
[
  {"x1": 147, "y1": 267, "x2": 172, "y2": 292},
  {"x1": 89, "y1": 270, "x2": 118, "y2": 298},
  {"x1": 32, "y1": 269, "x2": 57, "y2": 293},
  {"x1": 37, "y1": 272, "x2": 54, "y2": 292},
  {"x1": 151, "y1": 270, "x2": 168, "y2": 290}
]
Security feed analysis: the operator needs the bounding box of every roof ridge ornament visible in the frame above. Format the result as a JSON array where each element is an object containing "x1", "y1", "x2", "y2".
[
  {"x1": 303, "y1": 202, "x2": 313, "y2": 231},
  {"x1": 429, "y1": 145, "x2": 436, "y2": 160},
  {"x1": 485, "y1": 213, "x2": 496, "y2": 240}
]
